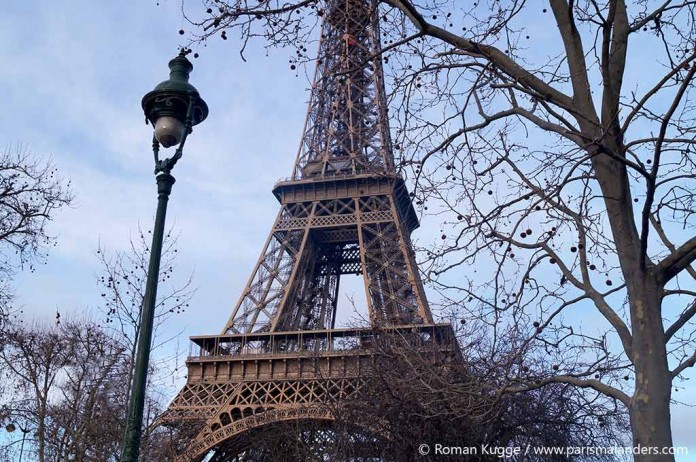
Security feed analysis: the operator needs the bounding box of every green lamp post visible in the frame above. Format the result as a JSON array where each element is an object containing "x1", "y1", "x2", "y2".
[{"x1": 120, "y1": 49, "x2": 208, "y2": 462}]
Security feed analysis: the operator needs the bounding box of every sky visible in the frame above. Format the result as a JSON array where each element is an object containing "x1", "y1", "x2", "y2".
[
  {"x1": 1, "y1": 0, "x2": 695, "y2": 460},
  {"x1": 1, "y1": 1, "x2": 310, "y2": 332}
]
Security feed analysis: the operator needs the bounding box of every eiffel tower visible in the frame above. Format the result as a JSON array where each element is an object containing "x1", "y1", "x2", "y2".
[{"x1": 159, "y1": 0, "x2": 454, "y2": 459}]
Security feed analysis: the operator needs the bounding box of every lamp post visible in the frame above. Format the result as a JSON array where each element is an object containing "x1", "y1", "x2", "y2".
[
  {"x1": 5, "y1": 422, "x2": 30, "y2": 462},
  {"x1": 120, "y1": 49, "x2": 208, "y2": 462}
]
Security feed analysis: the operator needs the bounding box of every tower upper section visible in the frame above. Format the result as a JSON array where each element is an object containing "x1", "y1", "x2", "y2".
[{"x1": 292, "y1": 0, "x2": 395, "y2": 180}]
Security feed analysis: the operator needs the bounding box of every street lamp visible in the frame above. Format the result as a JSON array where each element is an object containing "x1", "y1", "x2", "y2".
[
  {"x1": 120, "y1": 49, "x2": 208, "y2": 462},
  {"x1": 5, "y1": 422, "x2": 30, "y2": 462}
]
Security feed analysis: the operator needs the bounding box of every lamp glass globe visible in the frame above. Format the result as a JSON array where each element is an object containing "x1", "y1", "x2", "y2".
[{"x1": 154, "y1": 116, "x2": 185, "y2": 148}]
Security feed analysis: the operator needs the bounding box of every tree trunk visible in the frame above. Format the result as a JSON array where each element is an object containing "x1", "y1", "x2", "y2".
[
  {"x1": 629, "y1": 275, "x2": 674, "y2": 462},
  {"x1": 37, "y1": 407, "x2": 46, "y2": 462},
  {"x1": 591, "y1": 139, "x2": 675, "y2": 460}
]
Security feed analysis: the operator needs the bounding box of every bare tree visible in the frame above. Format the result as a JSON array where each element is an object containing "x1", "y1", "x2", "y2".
[
  {"x1": 96, "y1": 228, "x2": 195, "y2": 457},
  {"x1": 332, "y1": 329, "x2": 627, "y2": 461},
  {"x1": 0, "y1": 318, "x2": 177, "y2": 462},
  {"x1": 0, "y1": 145, "x2": 72, "y2": 324},
  {"x1": 178, "y1": 328, "x2": 626, "y2": 461},
  {"x1": 43, "y1": 322, "x2": 130, "y2": 462},
  {"x1": 178, "y1": 0, "x2": 696, "y2": 458},
  {"x1": 0, "y1": 229, "x2": 194, "y2": 461},
  {"x1": 96, "y1": 228, "x2": 194, "y2": 386},
  {"x1": 0, "y1": 319, "x2": 129, "y2": 462},
  {"x1": 0, "y1": 320, "x2": 71, "y2": 462}
]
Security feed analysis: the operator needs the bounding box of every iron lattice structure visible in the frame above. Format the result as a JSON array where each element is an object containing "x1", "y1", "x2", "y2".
[
  {"x1": 159, "y1": 0, "x2": 455, "y2": 459},
  {"x1": 292, "y1": 0, "x2": 394, "y2": 179}
]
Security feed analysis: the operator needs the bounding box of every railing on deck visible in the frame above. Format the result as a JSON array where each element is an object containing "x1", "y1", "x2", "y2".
[
  {"x1": 274, "y1": 171, "x2": 400, "y2": 188},
  {"x1": 187, "y1": 323, "x2": 455, "y2": 360}
]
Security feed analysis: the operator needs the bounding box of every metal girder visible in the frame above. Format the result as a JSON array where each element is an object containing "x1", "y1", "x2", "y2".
[
  {"x1": 159, "y1": 326, "x2": 456, "y2": 461},
  {"x1": 223, "y1": 190, "x2": 433, "y2": 334},
  {"x1": 293, "y1": 0, "x2": 394, "y2": 179},
  {"x1": 158, "y1": 1, "x2": 450, "y2": 460}
]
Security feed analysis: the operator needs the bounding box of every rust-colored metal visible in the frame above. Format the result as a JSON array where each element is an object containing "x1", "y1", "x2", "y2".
[
  {"x1": 159, "y1": 0, "x2": 453, "y2": 459},
  {"x1": 160, "y1": 325, "x2": 454, "y2": 460},
  {"x1": 292, "y1": 0, "x2": 394, "y2": 179}
]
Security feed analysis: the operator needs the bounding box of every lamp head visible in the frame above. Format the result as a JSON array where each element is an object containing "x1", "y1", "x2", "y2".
[{"x1": 141, "y1": 50, "x2": 208, "y2": 148}]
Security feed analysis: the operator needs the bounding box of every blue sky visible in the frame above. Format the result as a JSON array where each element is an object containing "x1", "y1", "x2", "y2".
[
  {"x1": 1, "y1": 0, "x2": 695, "y2": 459},
  {"x1": 1, "y1": 0, "x2": 308, "y2": 332}
]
